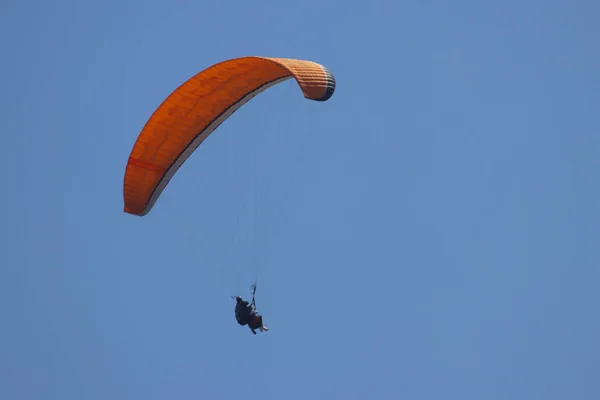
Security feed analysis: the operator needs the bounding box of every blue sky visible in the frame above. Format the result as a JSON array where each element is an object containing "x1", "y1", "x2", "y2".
[{"x1": 1, "y1": 0, "x2": 599, "y2": 399}]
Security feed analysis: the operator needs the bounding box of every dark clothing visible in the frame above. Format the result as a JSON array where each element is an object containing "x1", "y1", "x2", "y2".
[
  {"x1": 235, "y1": 296, "x2": 266, "y2": 335},
  {"x1": 248, "y1": 314, "x2": 263, "y2": 331},
  {"x1": 235, "y1": 299, "x2": 254, "y2": 326}
]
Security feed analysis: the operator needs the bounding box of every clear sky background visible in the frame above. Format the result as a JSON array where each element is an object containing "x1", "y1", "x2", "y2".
[{"x1": 1, "y1": 0, "x2": 599, "y2": 399}]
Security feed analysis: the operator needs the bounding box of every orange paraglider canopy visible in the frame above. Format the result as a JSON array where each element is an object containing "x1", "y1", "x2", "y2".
[{"x1": 123, "y1": 56, "x2": 336, "y2": 216}]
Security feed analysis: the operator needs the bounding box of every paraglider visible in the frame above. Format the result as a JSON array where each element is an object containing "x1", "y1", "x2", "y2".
[
  {"x1": 122, "y1": 56, "x2": 336, "y2": 336},
  {"x1": 234, "y1": 284, "x2": 268, "y2": 335},
  {"x1": 123, "y1": 56, "x2": 336, "y2": 216}
]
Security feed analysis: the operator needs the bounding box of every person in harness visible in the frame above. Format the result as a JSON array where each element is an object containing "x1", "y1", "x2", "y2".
[{"x1": 234, "y1": 284, "x2": 269, "y2": 335}]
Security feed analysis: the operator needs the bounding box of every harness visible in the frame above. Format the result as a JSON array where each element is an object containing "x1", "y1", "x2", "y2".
[{"x1": 234, "y1": 283, "x2": 259, "y2": 325}]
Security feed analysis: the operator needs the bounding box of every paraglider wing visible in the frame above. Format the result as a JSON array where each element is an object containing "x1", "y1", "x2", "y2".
[{"x1": 123, "y1": 56, "x2": 336, "y2": 216}]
